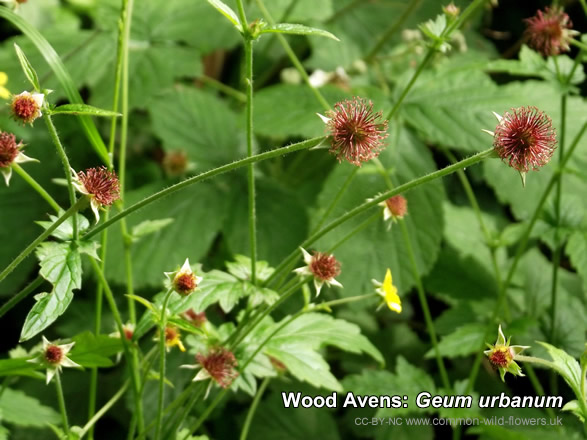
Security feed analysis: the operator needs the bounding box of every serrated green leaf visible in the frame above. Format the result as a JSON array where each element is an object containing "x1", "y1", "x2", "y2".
[
  {"x1": 254, "y1": 313, "x2": 383, "y2": 391},
  {"x1": 424, "y1": 323, "x2": 485, "y2": 359},
  {"x1": 13, "y1": 43, "x2": 40, "y2": 91},
  {"x1": 562, "y1": 400, "x2": 584, "y2": 422},
  {"x1": 206, "y1": 0, "x2": 242, "y2": 32},
  {"x1": 20, "y1": 242, "x2": 82, "y2": 340},
  {"x1": 131, "y1": 218, "x2": 174, "y2": 241},
  {"x1": 68, "y1": 331, "x2": 123, "y2": 367},
  {"x1": 187, "y1": 270, "x2": 249, "y2": 313},
  {"x1": 260, "y1": 23, "x2": 339, "y2": 41},
  {"x1": 0, "y1": 358, "x2": 40, "y2": 378},
  {"x1": 248, "y1": 394, "x2": 341, "y2": 440},
  {"x1": 419, "y1": 14, "x2": 446, "y2": 40},
  {"x1": 536, "y1": 342, "x2": 583, "y2": 397},
  {"x1": 105, "y1": 181, "x2": 230, "y2": 288},
  {"x1": 343, "y1": 357, "x2": 436, "y2": 416},
  {"x1": 0, "y1": 388, "x2": 59, "y2": 427},
  {"x1": 37, "y1": 213, "x2": 90, "y2": 241},
  {"x1": 226, "y1": 255, "x2": 274, "y2": 282},
  {"x1": 50, "y1": 103, "x2": 122, "y2": 117}
]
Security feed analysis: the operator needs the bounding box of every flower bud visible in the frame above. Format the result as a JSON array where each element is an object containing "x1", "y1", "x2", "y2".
[{"x1": 11, "y1": 91, "x2": 44, "y2": 125}]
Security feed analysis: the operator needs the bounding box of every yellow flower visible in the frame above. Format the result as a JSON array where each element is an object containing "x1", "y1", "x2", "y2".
[
  {"x1": 0, "y1": 72, "x2": 10, "y2": 100},
  {"x1": 372, "y1": 269, "x2": 401, "y2": 313},
  {"x1": 164, "y1": 326, "x2": 186, "y2": 352}
]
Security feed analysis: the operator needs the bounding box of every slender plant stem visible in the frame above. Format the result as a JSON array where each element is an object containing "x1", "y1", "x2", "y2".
[
  {"x1": 79, "y1": 380, "x2": 129, "y2": 439},
  {"x1": 44, "y1": 114, "x2": 78, "y2": 239},
  {"x1": 385, "y1": 50, "x2": 434, "y2": 121},
  {"x1": 12, "y1": 164, "x2": 61, "y2": 213},
  {"x1": 0, "y1": 275, "x2": 43, "y2": 319},
  {"x1": 365, "y1": 0, "x2": 421, "y2": 61},
  {"x1": 372, "y1": 157, "x2": 450, "y2": 390},
  {"x1": 265, "y1": 149, "x2": 495, "y2": 287},
  {"x1": 443, "y1": 149, "x2": 508, "y2": 320},
  {"x1": 240, "y1": 377, "x2": 270, "y2": 440},
  {"x1": 242, "y1": 35, "x2": 258, "y2": 284},
  {"x1": 83, "y1": 137, "x2": 325, "y2": 240},
  {"x1": 55, "y1": 373, "x2": 70, "y2": 436},
  {"x1": 0, "y1": 197, "x2": 85, "y2": 283},
  {"x1": 317, "y1": 292, "x2": 378, "y2": 310},
  {"x1": 550, "y1": 94, "x2": 567, "y2": 345},
  {"x1": 162, "y1": 384, "x2": 204, "y2": 439},
  {"x1": 400, "y1": 219, "x2": 451, "y2": 389},
  {"x1": 117, "y1": 0, "x2": 137, "y2": 326},
  {"x1": 254, "y1": 0, "x2": 331, "y2": 111},
  {"x1": 312, "y1": 167, "x2": 358, "y2": 233},
  {"x1": 229, "y1": 278, "x2": 309, "y2": 349},
  {"x1": 524, "y1": 365, "x2": 559, "y2": 423},
  {"x1": 155, "y1": 288, "x2": 174, "y2": 440},
  {"x1": 88, "y1": 257, "x2": 144, "y2": 433},
  {"x1": 198, "y1": 74, "x2": 247, "y2": 102},
  {"x1": 326, "y1": 212, "x2": 379, "y2": 254}
]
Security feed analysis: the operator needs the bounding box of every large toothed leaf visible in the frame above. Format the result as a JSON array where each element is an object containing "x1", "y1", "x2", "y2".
[
  {"x1": 536, "y1": 342, "x2": 583, "y2": 399},
  {"x1": 0, "y1": 388, "x2": 59, "y2": 427},
  {"x1": 20, "y1": 242, "x2": 81, "y2": 341},
  {"x1": 68, "y1": 332, "x2": 123, "y2": 368},
  {"x1": 246, "y1": 313, "x2": 383, "y2": 391},
  {"x1": 424, "y1": 323, "x2": 486, "y2": 359}
]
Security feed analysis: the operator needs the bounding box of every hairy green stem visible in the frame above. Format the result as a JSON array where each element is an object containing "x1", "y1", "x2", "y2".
[
  {"x1": 12, "y1": 164, "x2": 61, "y2": 213},
  {"x1": 88, "y1": 257, "x2": 144, "y2": 433},
  {"x1": 312, "y1": 168, "x2": 358, "y2": 233},
  {"x1": 44, "y1": 113, "x2": 78, "y2": 239},
  {"x1": 55, "y1": 373, "x2": 70, "y2": 436},
  {"x1": 229, "y1": 278, "x2": 309, "y2": 349},
  {"x1": 198, "y1": 74, "x2": 247, "y2": 102},
  {"x1": 254, "y1": 0, "x2": 331, "y2": 111},
  {"x1": 365, "y1": 0, "x2": 421, "y2": 61},
  {"x1": 550, "y1": 94, "x2": 567, "y2": 346},
  {"x1": 240, "y1": 377, "x2": 270, "y2": 440},
  {"x1": 372, "y1": 157, "x2": 450, "y2": 390},
  {"x1": 79, "y1": 381, "x2": 129, "y2": 439},
  {"x1": 155, "y1": 288, "x2": 174, "y2": 440},
  {"x1": 242, "y1": 35, "x2": 258, "y2": 284},
  {"x1": 0, "y1": 197, "x2": 85, "y2": 283},
  {"x1": 83, "y1": 137, "x2": 325, "y2": 240},
  {"x1": 265, "y1": 149, "x2": 495, "y2": 287}
]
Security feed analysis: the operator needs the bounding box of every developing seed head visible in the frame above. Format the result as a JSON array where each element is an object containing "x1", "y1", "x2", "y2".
[
  {"x1": 196, "y1": 348, "x2": 238, "y2": 388},
  {"x1": 524, "y1": 7, "x2": 577, "y2": 56},
  {"x1": 44, "y1": 344, "x2": 63, "y2": 365},
  {"x1": 163, "y1": 150, "x2": 189, "y2": 176},
  {"x1": 183, "y1": 309, "x2": 207, "y2": 327},
  {"x1": 166, "y1": 259, "x2": 202, "y2": 296},
  {"x1": 487, "y1": 346, "x2": 513, "y2": 368},
  {"x1": 0, "y1": 131, "x2": 21, "y2": 168},
  {"x1": 11, "y1": 91, "x2": 43, "y2": 125},
  {"x1": 76, "y1": 166, "x2": 121, "y2": 206},
  {"x1": 322, "y1": 97, "x2": 388, "y2": 166},
  {"x1": 385, "y1": 195, "x2": 407, "y2": 219},
  {"x1": 309, "y1": 252, "x2": 341, "y2": 282},
  {"x1": 492, "y1": 107, "x2": 556, "y2": 173}
]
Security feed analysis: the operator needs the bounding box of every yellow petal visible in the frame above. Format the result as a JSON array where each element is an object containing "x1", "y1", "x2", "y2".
[
  {"x1": 0, "y1": 72, "x2": 7, "y2": 85},
  {"x1": 0, "y1": 86, "x2": 10, "y2": 100},
  {"x1": 383, "y1": 269, "x2": 401, "y2": 313}
]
